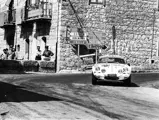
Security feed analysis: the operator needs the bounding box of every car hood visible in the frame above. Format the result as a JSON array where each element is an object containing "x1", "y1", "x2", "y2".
[{"x1": 96, "y1": 63, "x2": 128, "y2": 67}]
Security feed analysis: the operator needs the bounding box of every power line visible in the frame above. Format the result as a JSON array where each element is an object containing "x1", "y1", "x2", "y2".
[{"x1": 67, "y1": 0, "x2": 103, "y2": 44}]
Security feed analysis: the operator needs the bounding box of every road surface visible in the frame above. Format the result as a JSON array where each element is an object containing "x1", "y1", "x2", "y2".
[{"x1": 0, "y1": 73, "x2": 159, "y2": 120}]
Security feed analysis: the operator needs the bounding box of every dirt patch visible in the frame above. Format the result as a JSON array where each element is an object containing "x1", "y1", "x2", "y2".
[{"x1": 140, "y1": 81, "x2": 159, "y2": 89}]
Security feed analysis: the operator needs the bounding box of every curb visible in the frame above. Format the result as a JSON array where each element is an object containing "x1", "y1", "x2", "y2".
[
  {"x1": 58, "y1": 70, "x2": 92, "y2": 74},
  {"x1": 0, "y1": 103, "x2": 9, "y2": 115},
  {"x1": 24, "y1": 70, "x2": 159, "y2": 74}
]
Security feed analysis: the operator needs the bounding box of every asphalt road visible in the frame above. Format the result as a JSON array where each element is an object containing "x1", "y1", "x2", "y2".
[
  {"x1": 23, "y1": 73, "x2": 159, "y2": 86},
  {"x1": 0, "y1": 72, "x2": 159, "y2": 102},
  {"x1": 0, "y1": 73, "x2": 159, "y2": 120}
]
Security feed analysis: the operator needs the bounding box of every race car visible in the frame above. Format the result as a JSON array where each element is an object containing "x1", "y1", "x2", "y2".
[{"x1": 92, "y1": 55, "x2": 131, "y2": 85}]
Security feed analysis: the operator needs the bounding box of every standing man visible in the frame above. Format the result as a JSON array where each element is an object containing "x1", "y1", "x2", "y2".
[
  {"x1": 0, "y1": 49, "x2": 8, "y2": 60},
  {"x1": 8, "y1": 45, "x2": 15, "y2": 60},
  {"x1": 35, "y1": 46, "x2": 42, "y2": 60},
  {"x1": 42, "y1": 46, "x2": 54, "y2": 61}
]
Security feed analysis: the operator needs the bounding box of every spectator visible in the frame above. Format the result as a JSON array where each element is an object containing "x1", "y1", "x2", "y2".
[
  {"x1": 8, "y1": 46, "x2": 15, "y2": 60},
  {"x1": 35, "y1": 46, "x2": 42, "y2": 60},
  {"x1": 14, "y1": 45, "x2": 20, "y2": 60},
  {"x1": 0, "y1": 49, "x2": 8, "y2": 60},
  {"x1": 42, "y1": 46, "x2": 54, "y2": 61},
  {"x1": 0, "y1": 49, "x2": 4, "y2": 60}
]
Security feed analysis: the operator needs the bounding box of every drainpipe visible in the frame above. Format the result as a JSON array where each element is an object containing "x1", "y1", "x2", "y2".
[
  {"x1": 112, "y1": 25, "x2": 116, "y2": 55},
  {"x1": 151, "y1": 9, "x2": 155, "y2": 60},
  {"x1": 56, "y1": 0, "x2": 61, "y2": 72}
]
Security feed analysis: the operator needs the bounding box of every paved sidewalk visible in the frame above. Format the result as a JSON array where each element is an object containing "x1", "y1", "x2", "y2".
[
  {"x1": 0, "y1": 103, "x2": 9, "y2": 120},
  {"x1": 0, "y1": 103, "x2": 9, "y2": 114},
  {"x1": 25, "y1": 70, "x2": 91, "y2": 75}
]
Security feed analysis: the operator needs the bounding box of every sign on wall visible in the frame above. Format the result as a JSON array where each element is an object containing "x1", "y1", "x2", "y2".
[
  {"x1": 69, "y1": 40, "x2": 88, "y2": 45},
  {"x1": 87, "y1": 31, "x2": 106, "y2": 44},
  {"x1": 66, "y1": 27, "x2": 88, "y2": 44},
  {"x1": 69, "y1": 27, "x2": 87, "y2": 40},
  {"x1": 66, "y1": 27, "x2": 106, "y2": 49},
  {"x1": 87, "y1": 44, "x2": 102, "y2": 49}
]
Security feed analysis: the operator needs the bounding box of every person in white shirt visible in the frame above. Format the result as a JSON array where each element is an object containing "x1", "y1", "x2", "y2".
[{"x1": 35, "y1": 46, "x2": 42, "y2": 60}]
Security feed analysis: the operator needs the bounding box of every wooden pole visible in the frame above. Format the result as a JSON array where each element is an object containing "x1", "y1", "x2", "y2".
[
  {"x1": 113, "y1": 38, "x2": 115, "y2": 55},
  {"x1": 151, "y1": 9, "x2": 155, "y2": 59},
  {"x1": 95, "y1": 49, "x2": 98, "y2": 64},
  {"x1": 78, "y1": 44, "x2": 80, "y2": 70}
]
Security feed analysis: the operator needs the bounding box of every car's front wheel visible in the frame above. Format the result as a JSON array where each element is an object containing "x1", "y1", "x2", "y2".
[
  {"x1": 123, "y1": 76, "x2": 131, "y2": 86},
  {"x1": 92, "y1": 73, "x2": 98, "y2": 85}
]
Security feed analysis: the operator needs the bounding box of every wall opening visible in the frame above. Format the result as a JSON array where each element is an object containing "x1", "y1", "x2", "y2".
[
  {"x1": 25, "y1": 39, "x2": 30, "y2": 59},
  {"x1": 5, "y1": 26, "x2": 15, "y2": 46}
]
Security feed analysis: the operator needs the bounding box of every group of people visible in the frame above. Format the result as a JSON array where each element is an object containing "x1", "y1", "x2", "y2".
[
  {"x1": 0, "y1": 45, "x2": 54, "y2": 61},
  {"x1": 0, "y1": 45, "x2": 16, "y2": 60},
  {"x1": 35, "y1": 46, "x2": 54, "y2": 61}
]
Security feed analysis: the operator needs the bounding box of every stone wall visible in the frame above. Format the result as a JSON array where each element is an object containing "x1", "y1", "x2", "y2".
[{"x1": 59, "y1": 0, "x2": 159, "y2": 70}]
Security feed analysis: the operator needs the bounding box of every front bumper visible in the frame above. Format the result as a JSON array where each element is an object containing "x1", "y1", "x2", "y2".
[{"x1": 93, "y1": 72, "x2": 130, "y2": 81}]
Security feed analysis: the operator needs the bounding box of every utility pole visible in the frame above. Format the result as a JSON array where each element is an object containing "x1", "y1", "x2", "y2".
[
  {"x1": 112, "y1": 25, "x2": 116, "y2": 55},
  {"x1": 151, "y1": 9, "x2": 155, "y2": 60}
]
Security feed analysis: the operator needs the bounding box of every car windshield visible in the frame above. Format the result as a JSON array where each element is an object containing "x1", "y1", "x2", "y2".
[{"x1": 98, "y1": 57, "x2": 125, "y2": 64}]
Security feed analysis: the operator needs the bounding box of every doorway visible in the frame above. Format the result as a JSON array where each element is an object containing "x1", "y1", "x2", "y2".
[
  {"x1": 5, "y1": 26, "x2": 15, "y2": 47},
  {"x1": 25, "y1": 39, "x2": 30, "y2": 60}
]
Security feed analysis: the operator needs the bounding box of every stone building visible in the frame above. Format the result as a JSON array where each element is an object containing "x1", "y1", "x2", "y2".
[{"x1": 0, "y1": 0, "x2": 159, "y2": 72}]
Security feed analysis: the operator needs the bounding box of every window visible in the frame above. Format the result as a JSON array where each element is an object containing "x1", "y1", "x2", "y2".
[
  {"x1": 27, "y1": 0, "x2": 39, "y2": 6},
  {"x1": 31, "y1": 0, "x2": 36, "y2": 4},
  {"x1": 98, "y1": 57, "x2": 125, "y2": 64},
  {"x1": 89, "y1": 0, "x2": 105, "y2": 5}
]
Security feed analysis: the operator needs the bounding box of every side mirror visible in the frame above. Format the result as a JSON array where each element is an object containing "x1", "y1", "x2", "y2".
[{"x1": 127, "y1": 63, "x2": 130, "y2": 66}]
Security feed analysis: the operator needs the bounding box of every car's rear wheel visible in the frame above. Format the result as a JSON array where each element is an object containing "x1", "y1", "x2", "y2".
[
  {"x1": 123, "y1": 76, "x2": 131, "y2": 86},
  {"x1": 92, "y1": 73, "x2": 98, "y2": 85}
]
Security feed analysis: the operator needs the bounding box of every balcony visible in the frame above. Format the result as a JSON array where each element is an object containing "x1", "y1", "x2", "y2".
[
  {"x1": 25, "y1": 2, "x2": 52, "y2": 21},
  {"x1": 0, "y1": 9, "x2": 16, "y2": 28}
]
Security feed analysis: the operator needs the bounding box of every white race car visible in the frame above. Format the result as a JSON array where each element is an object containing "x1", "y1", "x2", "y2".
[{"x1": 92, "y1": 55, "x2": 131, "y2": 85}]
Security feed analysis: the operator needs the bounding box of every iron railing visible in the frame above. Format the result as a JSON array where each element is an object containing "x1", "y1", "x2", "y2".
[
  {"x1": 4, "y1": 9, "x2": 16, "y2": 25},
  {"x1": 26, "y1": 2, "x2": 52, "y2": 20}
]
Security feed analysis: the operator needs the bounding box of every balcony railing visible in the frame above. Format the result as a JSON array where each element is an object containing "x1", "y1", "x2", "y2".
[
  {"x1": 0, "y1": 9, "x2": 16, "y2": 27},
  {"x1": 4, "y1": 9, "x2": 16, "y2": 25},
  {"x1": 25, "y1": 2, "x2": 52, "y2": 21}
]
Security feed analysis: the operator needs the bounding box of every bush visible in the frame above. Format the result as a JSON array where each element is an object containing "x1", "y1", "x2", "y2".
[
  {"x1": 22, "y1": 60, "x2": 39, "y2": 72},
  {"x1": 39, "y1": 61, "x2": 55, "y2": 73},
  {"x1": 0, "y1": 60, "x2": 23, "y2": 73},
  {"x1": 0, "y1": 60, "x2": 56, "y2": 73},
  {"x1": 39, "y1": 61, "x2": 55, "y2": 68},
  {"x1": 131, "y1": 64, "x2": 159, "y2": 73},
  {"x1": 82, "y1": 58, "x2": 94, "y2": 65}
]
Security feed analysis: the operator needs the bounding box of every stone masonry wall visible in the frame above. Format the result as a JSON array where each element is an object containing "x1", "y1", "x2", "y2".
[{"x1": 59, "y1": 0, "x2": 159, "y2": 70}]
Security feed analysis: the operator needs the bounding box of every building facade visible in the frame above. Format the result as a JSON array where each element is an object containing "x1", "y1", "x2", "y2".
[{"x1": 0, "y1": 0, "x2": 159, "y2": 72}]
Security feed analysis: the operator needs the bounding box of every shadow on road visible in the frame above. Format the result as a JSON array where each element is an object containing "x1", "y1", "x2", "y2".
[
  {"x1": 96, "y1": 81, "x2": 139, "y2": 87},
  {"x1": 0, "y1": 81, "x2": 62, "y2": 102}
]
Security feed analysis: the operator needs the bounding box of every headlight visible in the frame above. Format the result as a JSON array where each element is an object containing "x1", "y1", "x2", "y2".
[
  {"x1": 95, "y1": 67, "x2": 100, "y2": 71},
  {"x1": 118, "y1": 68, "x2": 129, "y2": 74},
  {"x1": 101, "y1": 69, "x2": 106, "y2": 73},
  {"x1": 118, "y1": 69, "x2": 123, "y2": 73},
  {"x1": 123, "y1": 67, "x2": 129, "y2": 72}
]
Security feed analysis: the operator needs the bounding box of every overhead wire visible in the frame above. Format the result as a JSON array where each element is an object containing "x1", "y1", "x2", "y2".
[{"x1": 67, "y1": 0, "x2": 103, "y2": 44}]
